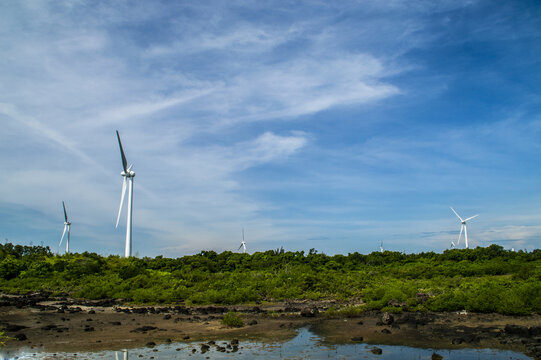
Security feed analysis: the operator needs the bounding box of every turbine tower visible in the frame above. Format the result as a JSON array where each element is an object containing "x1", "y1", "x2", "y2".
[
  {"x1": 115, "y1": 130, "x2": 135, "y2": 258},
  {"x1": 450, "y1": 207, "x2": 479, "y2": 249},
  {"x1": 238, "y1": 228, "x2": 247, "y2": 253},
  {"x1": 59, "y1": 201, "x2": 71, "y2": 254}
]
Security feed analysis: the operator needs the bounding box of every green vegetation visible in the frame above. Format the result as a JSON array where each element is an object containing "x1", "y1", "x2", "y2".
[
  {"x1": 0, "y1": 243, "x2": 540, "y2": 315},
  {"x1": 0, "y1": 329, "x2": 12, "y2": 347},
  {"x1": 221, "y1": 311, "x2": 243, "y2": 327}
]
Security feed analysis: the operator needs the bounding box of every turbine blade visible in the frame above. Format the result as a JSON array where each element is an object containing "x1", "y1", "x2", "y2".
[
  {"x1": 62, "y1": 201, "x2": 68, "y2": 222},
  {"x1": 464, "y1": 214, "x2": 479, "y2": 222},
  {"x1": 450, "y1": 207, "x2": 463, "y2": 222},
  {"x1": 238, "y1": 244, "x2": 243, "y2": 250},
  {"x1": 115, "y1": 177, "x2": 127, "y2": 228},
  {"x1": 116, "y1": 130, "x2": 128, "y2": 173},
  {"x1": 59, "y1": 225, "x2": 67, "y2": 247}
]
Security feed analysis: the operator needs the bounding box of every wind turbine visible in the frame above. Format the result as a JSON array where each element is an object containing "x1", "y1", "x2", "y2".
[
  {"x1": 450, "y1": 207, "x2": 479, "y2": 249},
  {"x1": 59, "y1": 201, "x2": 71, "y2": 254},
  {"x1": 380, "y1": 241, "x2": 384, "y2": 253},
  {"x1": 238, "y1": 228, "x2": 247, "y2": 254},
  {"x1": 115, "y1": 130, "x2": 135, "y2": 258}
]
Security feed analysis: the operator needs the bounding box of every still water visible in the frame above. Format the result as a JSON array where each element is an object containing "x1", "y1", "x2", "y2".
[{"x1": 1, "y1": 327, "x2": 532, "y2": 359}]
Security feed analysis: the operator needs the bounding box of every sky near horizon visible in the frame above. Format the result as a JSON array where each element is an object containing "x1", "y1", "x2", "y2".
[{"x1": 1, "y1": 0, "x2": 540, "y2": 257}]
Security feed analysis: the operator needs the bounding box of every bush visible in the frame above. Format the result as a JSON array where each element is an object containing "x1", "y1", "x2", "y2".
[
  {"x1": 380, "y1": 306, "x2": 403, "y2": 314},
  {"x1": 221, "y1": 311, "x2": 243, "y2": 327}
]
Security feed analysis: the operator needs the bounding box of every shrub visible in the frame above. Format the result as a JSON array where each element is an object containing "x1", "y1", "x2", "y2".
[
  {"x1": 221, "y1": 311, "x2": 243, "y2": 327},
  {"x1": 380, "y1": 306, "x2": 403, "y2": 314}
]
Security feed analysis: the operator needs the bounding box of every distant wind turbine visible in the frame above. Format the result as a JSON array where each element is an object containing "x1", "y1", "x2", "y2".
[
  {"x1": 380, "y1": 241, "x2": 384, "y2": 253},
  {"x1": 238, "y1": 228, "x2": 247, "y2": 253},
  {"x1": 115, "y1": 130, "x2": 135, "y2": 258},
  {"x1": 450, "y1": 207, "x2": 479, "y2": 249},
  {"x1": 59, "y1": 201, "x2": 71, "y2": 254}
]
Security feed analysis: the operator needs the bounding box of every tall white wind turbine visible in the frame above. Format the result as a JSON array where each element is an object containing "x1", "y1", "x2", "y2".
[
  {"x1": 450, "y1": 207, "x2": 479, "y2": 249},
  {"x1": 115, "y1": 130, "x2": 135, "y2": 258},
  {"x1": 238, "y1": 228, "x2": 247, "y2": 254},
  {"x1": 59, "y1": 201, "x2": 71, "y2": 254},
  {"x1": 380, "y1": 241, "x2": 384, "y2": 253}
]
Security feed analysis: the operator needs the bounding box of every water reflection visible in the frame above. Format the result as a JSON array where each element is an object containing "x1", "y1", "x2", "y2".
[
  {"x1": 115, "y1": 349, "x2": 128, "y2": 360},
  {"x1": 0, "y1": 327, "x2": 533, "y2": 359}
]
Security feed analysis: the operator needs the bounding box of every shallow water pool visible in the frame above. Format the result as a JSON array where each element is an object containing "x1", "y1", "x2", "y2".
[{"x1": 0, "y1": 327, "x2": 532, "y2": 359}]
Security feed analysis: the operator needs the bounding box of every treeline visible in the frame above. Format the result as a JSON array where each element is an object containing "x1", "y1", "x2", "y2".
[{"x1": 0, "y1": 243, "x2": 539, "y2": 315}]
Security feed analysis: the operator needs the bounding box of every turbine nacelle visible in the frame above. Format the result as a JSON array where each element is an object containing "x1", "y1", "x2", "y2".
[{"x1": 120, "y1": 170, "x2": 135, "y2": 177}]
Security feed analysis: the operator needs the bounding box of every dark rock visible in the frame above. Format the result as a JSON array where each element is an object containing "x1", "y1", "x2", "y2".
[
  {"x1": 351, "y1": 336, "x2": 363, "y2": 342},
  {"x1": 83, "y1": 326, "x2": 94, "y2": 332},
  {"x1": 300, "y1": 306, "x2": 318, "y2": 317},
  {"x1": 371, "y1": 347, "x2": 383, "y2": 355},
  {"x1": 452, "y1": 338, "x2": 463, "y2": 345},
  {"x1": 131, "y1": 307, "x2": 148, "y2": 314},
  {"x1": 146, "y1": 342, "x2": 156, "y2": 347},
  {"x1": 200, "y1": 344, "x2": 210, "y2": 353},
  {"x1": 415, "y1": 292, "x2": 430, "y2": 304},
  {"x1": 357, "y1": 321, "x2": 364, "y2": 325},
  {"x1": 284, "y1": 306, "x2": 301, "y2": 312},
  {"x1": 248, "y1": 320, "x2": 258, "y2": 325},
  {"x1": 183, "y1": 335, "x2": 190, "y2": 340},
  {"x1": 86, "y1": 318, "x2": 93, "y2": 321},
  {"x1": 387, "y1": 299, "x2": 406, "y2": 307},
  {"x1": 231, "y1": 339, "x2": 239, "y2": 345},
  {"x1": 5, "y1": 324, "x2": 27, "y2": 332},
  {"x1": 165, "y1": 338, "x2": 172, "y2": 343},
  {"x1": 41, "y1": 324, "x2": 58, "y2": 331},
  {"x1": 163, "y1": 314, "x2": 171, "y2": 320},
  {"x1": 381, "y1": 312, "x2": 394, "y2": 325},
  {"x1": 110, "y1": 321, "x2": 121, "y2": 326},
  {"x1": 432, "y1": 353, "x2": 443, "y2": 360},
  {"x1": 381, "y1": 328, "x2": 391, "y2": 334},
  {"x1": 505, "y1": 325, "x2": 530, "y2": 337},
  {"x1": 530, "y1": 326, "x2": 541, "y2": 337},
  {"x1": 14, "y1": 333, "x2": 27, "y2": 341},
  {"x1": 88, "y1": 310, "x2": 95, "y2": 314},
  {"x1": 131, "y1": 326, "x2": 157, "y2": 333}
]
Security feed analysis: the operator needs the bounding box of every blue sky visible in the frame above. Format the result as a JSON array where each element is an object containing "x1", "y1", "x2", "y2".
[{"x1": 1, "y1": 0, "x2": 540, "y2": 257}]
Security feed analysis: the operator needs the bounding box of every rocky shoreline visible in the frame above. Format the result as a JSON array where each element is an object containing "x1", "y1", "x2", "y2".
[{"x1": 1, "y1": 293, "x2": 540, "y2": 359}]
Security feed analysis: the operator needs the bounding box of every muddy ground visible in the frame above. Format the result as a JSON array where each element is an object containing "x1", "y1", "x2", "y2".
[{"x1": 1, "y1": 293, "x2": 540, "y2": 358}]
